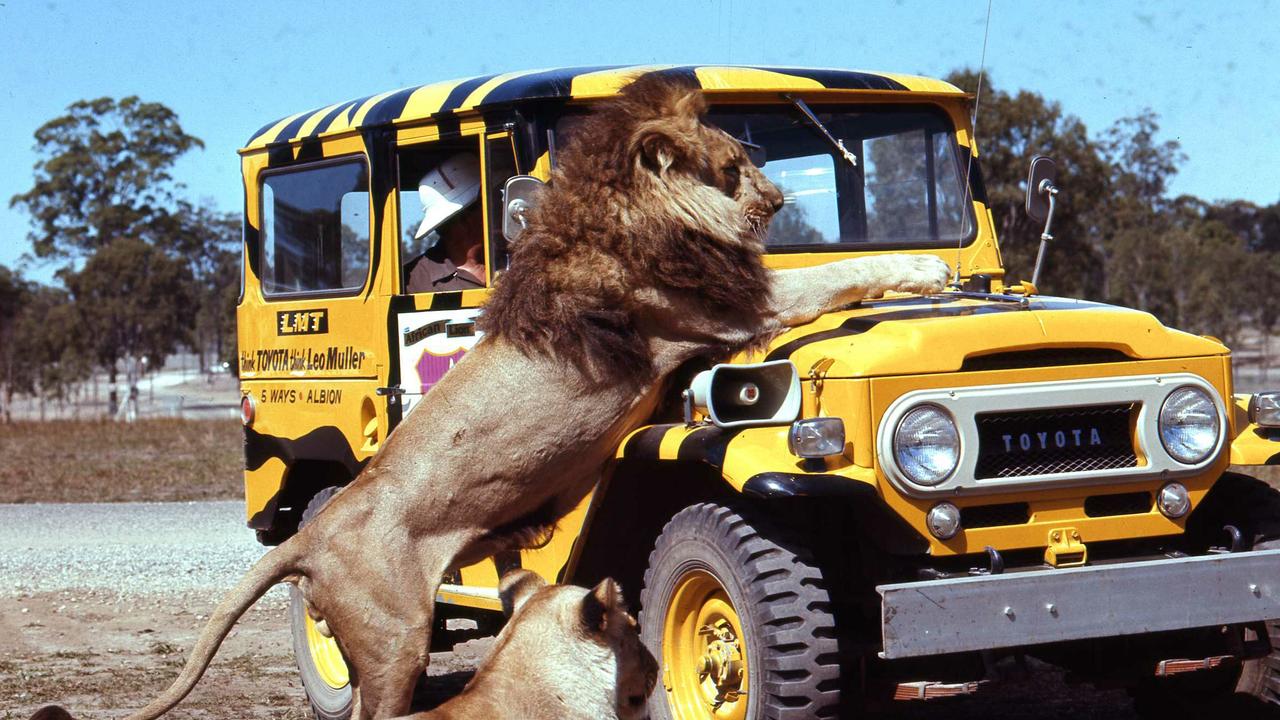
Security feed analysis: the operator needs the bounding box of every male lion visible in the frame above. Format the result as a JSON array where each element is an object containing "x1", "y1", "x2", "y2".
[
  {"x1": 29, "y1": 73, "x2": 949, "y2": 720},
  {"x1": 400, "y1": 570, "x2": 657, "y2": 720}
]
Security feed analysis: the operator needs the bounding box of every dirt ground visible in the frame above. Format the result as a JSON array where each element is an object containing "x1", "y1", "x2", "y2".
[{"x1": 0, "y1": 591, "x2": 485, "y2": 720}]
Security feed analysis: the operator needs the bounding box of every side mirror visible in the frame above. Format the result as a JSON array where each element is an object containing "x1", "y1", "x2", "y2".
[
  {"x1": 502, "y1": 175, "x2": 545, "y2": 243},
  {"x1": 1024, "y1": 156, "x2": 1058, "y2": 224},
  {"x1": 1024, "y1": 156, "x2": 1061, "y2": 290}
]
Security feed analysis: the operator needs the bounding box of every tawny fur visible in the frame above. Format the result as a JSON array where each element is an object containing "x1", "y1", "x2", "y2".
[
  {"x1": 30, "y1": 72, "x2": 950, "y2": 720},
  {"x1": 396, "y1": 570, "x2": 657, "y2": 720}
]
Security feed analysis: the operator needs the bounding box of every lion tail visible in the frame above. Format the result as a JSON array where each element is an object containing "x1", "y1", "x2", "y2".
[
  {"x1": 117, "y1": 538, "x2": 303, "y2": 719},
  {"x1": 19, "y1": 539, "x2": 306, "y2": 720}
]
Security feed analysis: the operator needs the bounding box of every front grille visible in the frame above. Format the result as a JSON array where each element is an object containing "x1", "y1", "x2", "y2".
[
  {"x1": 1084, "y1": 491, "x2": 1152, "y2": 517},
  {"x1": 961, "y1": 502, "x2": 1030, "y2": 528},
  {"x1": 974, "y1": 404, "x2": 1138, "y2": 479}
]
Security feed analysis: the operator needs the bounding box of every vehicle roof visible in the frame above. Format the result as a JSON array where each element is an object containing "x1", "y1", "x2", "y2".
[{"x1": 243, "y1": 65, "x2": 963, "y2": 151}]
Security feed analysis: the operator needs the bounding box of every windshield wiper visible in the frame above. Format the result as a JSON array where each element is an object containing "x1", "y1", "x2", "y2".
[{"x1": 784, "y1": 94, "x2": 858, "y2": 169}]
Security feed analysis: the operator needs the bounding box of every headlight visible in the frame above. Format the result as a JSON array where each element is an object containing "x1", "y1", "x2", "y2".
[
  {"x1": 893, "y1": 405, "x2": 960, "y2": 486},
  {"x1": 1158, "y1": 386, "x2": 1220, "y2": 464}
]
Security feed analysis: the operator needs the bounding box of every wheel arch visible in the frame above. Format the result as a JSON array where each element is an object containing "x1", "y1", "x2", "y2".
[
  {"x1": 255, "y1": 459, "x2": 357, "y2": 545},
  {"x1": 566, "y1": 459, "x2": 737, "y2": 612}
]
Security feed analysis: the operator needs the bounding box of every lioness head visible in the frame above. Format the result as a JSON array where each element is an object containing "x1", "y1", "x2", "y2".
[
  {"x1": 495, "y1": 570, "x2": 658, "y2": 719},
  {"x1": 481, "y1": 73, "x2": 782, "y2": 383}
]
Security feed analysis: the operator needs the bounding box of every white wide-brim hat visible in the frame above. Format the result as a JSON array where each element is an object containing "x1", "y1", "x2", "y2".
[{"x1": 415, "y1": 152, "x2": 482, "y2": 240}]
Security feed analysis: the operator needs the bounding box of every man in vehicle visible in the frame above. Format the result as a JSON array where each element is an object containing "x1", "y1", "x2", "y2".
[{"x1": 404, "y1": 153, "x2": 486, "y2": 293}]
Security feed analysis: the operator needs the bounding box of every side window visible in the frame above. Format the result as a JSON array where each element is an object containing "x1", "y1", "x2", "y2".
[
  {"x1": 261, "y1": 160, "x2": 370, "y2": 296},
  {"x1": 398, "y1": 141, "x2": 486, "y2": 294}
]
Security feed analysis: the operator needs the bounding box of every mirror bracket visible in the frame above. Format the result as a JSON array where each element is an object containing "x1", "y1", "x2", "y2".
[{"x1": 1025, "y1": 157, "x2": 1060, "y2": 290}]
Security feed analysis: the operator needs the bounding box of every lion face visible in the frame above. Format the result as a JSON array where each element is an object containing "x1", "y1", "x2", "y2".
[
  {"x1": 496, "y1": 571, "x2": 658, "y2": 718},
  {"x1": 628, "y1": 94, "x2": 784, "y2": 252}
]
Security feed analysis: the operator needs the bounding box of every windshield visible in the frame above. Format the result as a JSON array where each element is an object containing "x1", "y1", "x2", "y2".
[{"x1": 708, "y1": 105, "x2": 975, "y2": 251}]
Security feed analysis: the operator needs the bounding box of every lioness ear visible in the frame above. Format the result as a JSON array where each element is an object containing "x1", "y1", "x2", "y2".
[
  {"x1": 581, "y1": 577, "x2": 623, "y2": 633},
  {"x1": 499, "y1": 569, "x2": 546, "y2": 617}
]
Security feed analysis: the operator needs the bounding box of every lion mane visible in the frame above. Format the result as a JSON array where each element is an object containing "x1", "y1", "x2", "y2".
[{"x1": 479, "y1": 73, "x2": 775, "y2": 384}]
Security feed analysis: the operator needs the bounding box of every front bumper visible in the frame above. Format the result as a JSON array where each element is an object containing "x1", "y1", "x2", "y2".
[{"x1": 877, "y1": 548, "x2": 1280, "y2": 659}]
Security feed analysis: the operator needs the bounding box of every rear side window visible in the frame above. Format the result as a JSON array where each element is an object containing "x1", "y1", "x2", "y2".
[{"x1": 261, "y1": 160, "x2": 370, "y2": 296}]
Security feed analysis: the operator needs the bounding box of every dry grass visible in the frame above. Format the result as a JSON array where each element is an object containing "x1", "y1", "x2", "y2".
[{"x1": 0, "y1": 419, "x2": 242, "y2": 503}]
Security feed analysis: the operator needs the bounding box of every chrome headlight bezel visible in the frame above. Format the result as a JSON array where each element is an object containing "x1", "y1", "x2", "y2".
[
  {"x1": 892, "y1": 403, "x2": 961, "y2": 487},
  {"x1": 1158, "y1": 385, "x2": 1222, "y2": 465}
]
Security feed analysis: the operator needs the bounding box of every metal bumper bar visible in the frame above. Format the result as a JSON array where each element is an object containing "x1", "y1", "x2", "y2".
[{"x1": 877, "y1": 549, "x2": 1280, "y2": 659}]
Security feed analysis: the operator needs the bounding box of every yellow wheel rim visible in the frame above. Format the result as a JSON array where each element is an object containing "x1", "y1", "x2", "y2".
[
  {"x1": 662, "y1": 569, "x2": 749, "y2": 720},
  {"x1": 304, "y1": 613, "x2": 350, "y2": 689}
]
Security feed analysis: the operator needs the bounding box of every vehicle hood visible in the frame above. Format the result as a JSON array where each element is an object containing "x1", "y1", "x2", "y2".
[{"x1": 759, "y1": 294, "x2": 1228, "y2": 378}]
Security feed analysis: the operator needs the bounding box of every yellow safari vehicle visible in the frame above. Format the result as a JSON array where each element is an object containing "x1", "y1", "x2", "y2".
[{"x1": 237, "y1": 66, "x2": 1280, "y2": 718}]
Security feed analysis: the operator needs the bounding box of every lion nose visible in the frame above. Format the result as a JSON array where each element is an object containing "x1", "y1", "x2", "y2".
[{"x1": 766, "y1": 183, "x2": 784, "y2": 212}]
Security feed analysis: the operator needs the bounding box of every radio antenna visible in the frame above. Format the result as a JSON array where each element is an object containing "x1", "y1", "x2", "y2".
[{"x1": 953, "y1": 0, "x2": 993, "y2": 287}]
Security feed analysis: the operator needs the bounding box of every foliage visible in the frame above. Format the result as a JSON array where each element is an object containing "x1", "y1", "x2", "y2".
[
  {"x1": 0, "y1": 265, "x2": 32, "y2": 421},
  {"x1": 949, "y1": 68, "x2": 1280, "y2": 348},
  {"x1": 64, "y1": 237, "x2": 195, "y2": 382},
  {"x1": 8, "y1": 282, "x2": 90, "y2": 406},
  {"x1": 9, "y1": 96, "x2": 203, "y2": 262}
]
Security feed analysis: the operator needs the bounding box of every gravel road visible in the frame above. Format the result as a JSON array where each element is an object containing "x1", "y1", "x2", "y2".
[{"x1": 0, "y1": 500, "x2": 271, "y2": 598}]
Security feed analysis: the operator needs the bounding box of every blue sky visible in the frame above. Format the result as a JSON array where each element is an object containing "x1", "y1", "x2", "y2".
[{"x1": 2, "y1": 1, "x2": 1277, "y2": 282}]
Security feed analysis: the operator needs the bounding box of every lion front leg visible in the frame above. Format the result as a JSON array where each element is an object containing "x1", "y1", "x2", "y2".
[{"x1": 767, "y1": 254, "x2": 951, "y2": 328}]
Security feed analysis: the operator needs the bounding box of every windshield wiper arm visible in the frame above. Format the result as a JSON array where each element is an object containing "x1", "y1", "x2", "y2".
[{"x1": 784, "y1": 94, "x2": 858, "y2": 168}]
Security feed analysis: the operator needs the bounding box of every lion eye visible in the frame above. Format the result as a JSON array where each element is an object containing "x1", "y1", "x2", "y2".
[{"x1": 723, "y1": 165, "x2": 740, "y2": 180}]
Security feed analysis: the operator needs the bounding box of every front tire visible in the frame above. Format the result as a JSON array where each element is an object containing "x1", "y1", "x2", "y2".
[
  {"x1": 639, "y1": 502, "x2": 841, "y2": 720},
  {"x1": 289, "y1": 486, "x2": 353, "y2": 720}
]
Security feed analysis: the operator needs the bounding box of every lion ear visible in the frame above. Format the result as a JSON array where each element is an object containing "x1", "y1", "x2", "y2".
[
  {"x1": 499, "y1": 569, "x2": 546, "y2": 617},
  {"x1": 631, "y1": 122, "x2": 681, "y2": 175},
  {"x1": 581, "y1": 577, "x2": 623, "y2": 633}
]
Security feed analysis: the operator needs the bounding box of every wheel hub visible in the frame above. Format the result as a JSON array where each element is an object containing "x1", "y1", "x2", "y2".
[
  {"x1": 698, "y1": 620, "x2": 744, "y2": 707},
  {"x1": 663, "y1": 569, "x2": 749, "y2": 719}
]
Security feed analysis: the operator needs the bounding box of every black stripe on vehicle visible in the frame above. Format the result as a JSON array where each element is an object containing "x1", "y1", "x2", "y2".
[
  {"x1": 481, "y1": 66, "x2": 622, "y2": 107},
  {"x1": 742, "y1": 472, "x2": 878, "y2": 499},
  {"x1": 244, "y1": 425, "x2": 366, "y2": 477},
  {"x1": 958, "y1": 144, "x2": 990, "y2": 205},
  {"x1": 295, "y1": 137, "x2": 323, "y2": 163},
  {"x1": 752, "y1": 67, "x2": 909, "y2": 91},
  {"x1": 386, "y1": 294, "x2": 416, "y2": 430},
  {"x1": 362, "y1": 86, "x2": 422, "y2": 127},
  {"x1": 266, "y1": 142, "x2": 293, "y2": 168},
  {"x1": 243, "y1": 192, "x2": 261, "y2": 280},
  {"x1": 763, "y1": 299, "x2": 1091, "y2": 362},
  {"x1": 273, "y1": 112, "x2": 314, "y2": 146},
  {"x1": 428, "y1": 292, "x2": 464, "y2": 311},
  {"x1": 676, "y1": 425, "x2": 741, "y2": 468},
  {"x1": 622, "y1": 423, "x2": 680, "y2": 460},
  {"x1": 316, "y1": 99, "x2": 365, "y2": 135},
  {"x1": 364, "y1": 127, "x2": 394, "y2": 299},
  {"x1": 438, "y1": 74, "x2": 502, "y2": 114}
]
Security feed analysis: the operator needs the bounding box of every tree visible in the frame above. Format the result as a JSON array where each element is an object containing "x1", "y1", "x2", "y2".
[
  {"x1": 161, "y1": 201, "x2": 241, "y2": 372},
  {"x1": 0, "y1": 264, "x2": 31, "y2": 422},
  {"x1": 9, "y1": 96, "x2": 203, "y2": 263},
  {"x1": 946, "y1": 69, "x2": 1112, "y2": 298},
  {"x1": 64, "y1": 237, "x2": 195, "y2": 409},
  {"x1": 9, "y1": 283, "x2": 90, "y2": 420}
]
